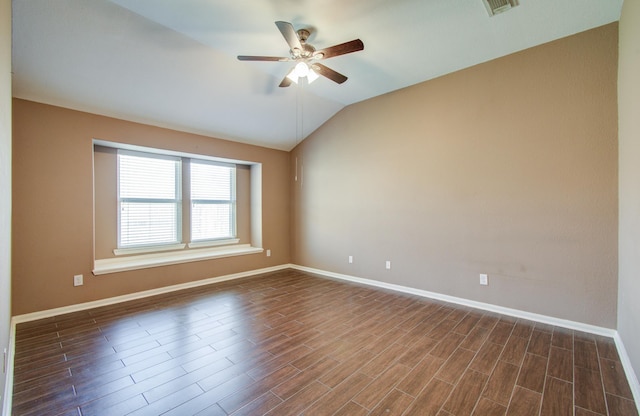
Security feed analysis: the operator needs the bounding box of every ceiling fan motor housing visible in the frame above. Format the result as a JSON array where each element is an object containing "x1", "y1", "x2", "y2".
[
  {"x1": 297, "y1": 29, "x2": 310, "y2": 42},
  {"x1": 292, "y1": 29, "x2": 316, "y2": 59}
]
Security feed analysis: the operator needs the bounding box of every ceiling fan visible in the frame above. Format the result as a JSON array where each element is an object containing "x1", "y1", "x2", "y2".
[{"x1": 237, "y1": 21, "x2": 364, "y2": 87}]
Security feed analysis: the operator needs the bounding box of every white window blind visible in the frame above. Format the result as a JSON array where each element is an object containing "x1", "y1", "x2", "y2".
[
  {"x1": 118, "y1": 151, "x2": 182, "y2": 248},
  {"x1": 190, "y1": 161, "x2": 236, "y2": 242}
]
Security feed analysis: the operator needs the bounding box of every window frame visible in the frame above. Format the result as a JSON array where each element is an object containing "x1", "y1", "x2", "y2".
[
  {"x1": 189, "y1": 159, "x2": 237, "y2": 244},
  {"x1": 116, "y1": 149, "x2": 183, "y2": 250}
]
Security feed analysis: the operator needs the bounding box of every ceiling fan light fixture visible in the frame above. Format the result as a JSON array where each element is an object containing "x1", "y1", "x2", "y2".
[
  {"x1": 286, "y1": 62, "x2": 319, "y2": 84},
  {"x1": 294, "y1": 61, "x2": 310, "y2": 77},
  {"x1": 307, "y1": 68, "x2": 319, "y2": 83},
  {"x1": 286, "y1": 69, "x2": 299, "y2": 84}
]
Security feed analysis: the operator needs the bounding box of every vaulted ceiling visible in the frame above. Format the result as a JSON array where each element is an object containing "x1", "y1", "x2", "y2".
[{"x1": 12, "y1": 0, "x2": 623, "y2": 150}]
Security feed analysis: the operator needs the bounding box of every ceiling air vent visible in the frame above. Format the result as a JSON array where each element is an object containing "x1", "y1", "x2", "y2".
[{"x1": 483, "y1": 0, "x2": 519, "y2": 16}]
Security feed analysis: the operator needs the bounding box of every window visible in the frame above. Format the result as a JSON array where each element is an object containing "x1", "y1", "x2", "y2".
[
  {"x1": 116, "y1": 150, "x2": 237, "y2": 250},
  {"x1": 94, "y1": 140, "x2": 263, "y2": 275},
  {"x1": 118, "y1": 151, "x2": 182, "y2": 248},
  {"x1": 190, "y1": 161, "x2": 236, "y2": 242}
]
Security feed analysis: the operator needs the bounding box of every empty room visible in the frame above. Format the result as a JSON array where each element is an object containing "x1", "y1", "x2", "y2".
[{"x1": 1, "y1": 0, "x2": 639, "y2": 415}]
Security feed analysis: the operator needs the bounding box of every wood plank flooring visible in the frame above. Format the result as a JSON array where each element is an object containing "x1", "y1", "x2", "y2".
[{"x1": 11, "y1": 269, "x2": 638, "y2": 415}]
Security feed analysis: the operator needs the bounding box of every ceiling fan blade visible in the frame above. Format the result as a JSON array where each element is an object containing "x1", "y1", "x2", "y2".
[
  {"x1": 315, "y1": 39, "x2": 364, "y2": 60},
  {"x1": 275, "y1": 21, "x2": 302, "y2": 52},
  {"x1": 237, "y1": 55, "x2": 290, "y2": 62},
  {"x1": 279, "y1": 73, "x2": 293, "y2": 88},
  {"x1": 312, "y1": 63, "x2": 348, "y2": 84}
]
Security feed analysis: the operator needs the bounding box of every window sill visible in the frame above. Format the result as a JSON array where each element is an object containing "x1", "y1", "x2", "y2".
[{"x1": 93, "y1": 244, "x2": 263, "y2": 275}]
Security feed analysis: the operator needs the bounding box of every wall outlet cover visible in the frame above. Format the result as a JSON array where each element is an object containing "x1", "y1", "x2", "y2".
[
  {"x1": 480, "y1": 274, "x2": 488, "y2": 286},
  {"x1": 74, "y1": 274, "x2": 83, "y2": 286}
]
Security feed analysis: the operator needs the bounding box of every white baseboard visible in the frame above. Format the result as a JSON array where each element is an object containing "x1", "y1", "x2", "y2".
[
  {"x1": 2, "y1": 319, "x2": 15, "y2": 416},
  {"x1": 12, "y1": 264, "x2": 290, "y2": 324},
  {"x1": 614, "y1": 332, "x2": 640, "y2": 409},
  {"x1": 291, "y1": 264, "x2": 640, "y2": 412},
  {"x1": 291, "y1": 264, "x2": 615, "y2": 336}
]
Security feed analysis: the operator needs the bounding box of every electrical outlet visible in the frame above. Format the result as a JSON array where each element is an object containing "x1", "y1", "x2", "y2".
[
  {"x1": 385, "y1": 260, "x2": 391, "y2": 270},
  {"x1": 266, "y1": 249, "x2": 271, "y2": 257},
  {"x1": 348, "y1": 255, "x2": 353, "y2": 264},
  {"x1": 480, "y1": 274, "x2": 488, "y2": 286},
  {"x1": 73, "y1": 274, "x2": 83, "y2": 286}
]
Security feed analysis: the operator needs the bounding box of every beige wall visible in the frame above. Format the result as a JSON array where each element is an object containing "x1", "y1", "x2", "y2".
[
  {"x1": 12, "y1": 99, "x2": 290, "y2": 315},
  {"x1": 618, "y1": 0, "x2": 640, "y2": 383},
  {"x1": 0, "y1": 0, "x2": 11, "y2": 407},
  {"x1": 291, "y1": 23, "x2": 619, "y2": 328}
]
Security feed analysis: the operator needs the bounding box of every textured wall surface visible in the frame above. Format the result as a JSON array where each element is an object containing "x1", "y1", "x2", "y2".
[{"x1": 291, "y1": 24, "x2": 619, "y2": 328}]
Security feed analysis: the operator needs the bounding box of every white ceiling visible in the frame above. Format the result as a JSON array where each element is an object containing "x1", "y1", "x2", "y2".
[{"x1": 12, "y1": 0, "x2": 623, "y2": 151}]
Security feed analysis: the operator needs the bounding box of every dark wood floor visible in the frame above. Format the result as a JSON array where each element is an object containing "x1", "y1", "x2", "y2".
[{"x1": 11, "y1": 269, "x2": 638, "y2": 416}]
